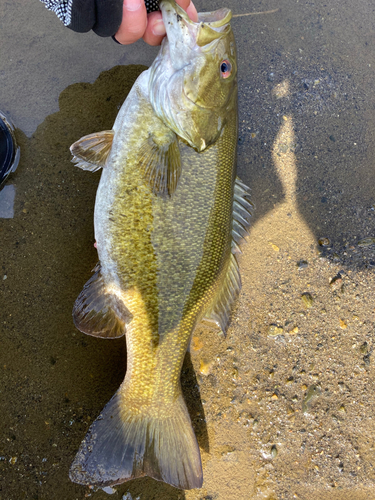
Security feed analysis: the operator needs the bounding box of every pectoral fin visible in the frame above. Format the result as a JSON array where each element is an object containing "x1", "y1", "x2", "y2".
[
  {"x1": 70, "y1": 131, "x2": 114, "y2": 171},
  {"x1": 73, "y1": 264, "x2": 131, "y2": 339},
  {"x1": 138, "y1": 130, "x2": 181, "y2": 196}
]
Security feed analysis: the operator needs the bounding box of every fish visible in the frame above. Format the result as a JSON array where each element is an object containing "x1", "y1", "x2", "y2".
[{"x1": 69, "y1": 0, "x2": 253, "y2": 490}]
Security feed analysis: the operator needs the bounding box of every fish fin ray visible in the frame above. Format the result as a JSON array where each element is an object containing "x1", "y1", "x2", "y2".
[
  {"x1": 138, "y1": 131, "x2": 181, "y2": 196},
  {"x1": 231, "y1": 176, "x2": 254, "y2": 250},
  {"x1": 69, "y1": 390, "x2": 203, "y2": 490},
  {"x1": 73, "y1": 263, "x2": 130, "y2": 338},
  {"x1": 202, "y1": 179, "x2": 252, "y2": 334},
  {"x1": 70, "y1": 131, "x2": 114, "y2": 171},
  {"x1": 203, "y1": 253, "x2": 241, "y2": 336}
]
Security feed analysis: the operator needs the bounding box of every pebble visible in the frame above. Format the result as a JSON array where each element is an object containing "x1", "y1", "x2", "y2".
[
  {"x1": 358, "y1": 237, "x2": 375, "y2": 247},
  {"x1": 339, "y1": 319, "x2": 347, "y2": 329},
  {"x1": 302, "y1": 384, "x2": 321, "y2": 413},
  {"x1": 268, "y1": 325, "x2": 284, "y2": 336},
  {"x1": 191, "y1": 336, "x2": 204, "y2": 351},
  {"x1": 360, "y1": 342, "x2": 368, "y2": 353},
  {"x1": 199, "y1": 359, "x2": 214, "y2": 376},
  {"x1": 318, "y1": 237, "x2": 330, "y2": 246},
  {"x1": 122, "y1": 494, "x2": 133, "y2": 500},
  {"x1": 271, "y1": 445, "x2": 278, "y2": 458},
  {"x1": 288, "y1": 326, "x2": 299, "y2": 335},
  {"x1": 301, "y1": 292, "x2": 314, "y2": 308},
  {"x1": 297, "y1": 260, "x2": 308, "y2": 269},
  {"x1": 102, "y1": 487, "x2": 116, "y2": 495},
  {"x1": 269, "y1": 242, "x2": 280, "y2": 252},
  {"x1": 9, "y1": 457, "x2": 17, "y2": 465},
  {"x1": 330, "y1": 274, "x2": 342, "y2": 289},
  {"x1": 363, "y1": 353, "x2": 371, "y2": 366}
]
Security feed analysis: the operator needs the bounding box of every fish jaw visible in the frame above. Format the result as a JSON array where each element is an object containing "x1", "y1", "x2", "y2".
[{"x1": 159, "y1": 0, "x2": 199, "y2": 70}]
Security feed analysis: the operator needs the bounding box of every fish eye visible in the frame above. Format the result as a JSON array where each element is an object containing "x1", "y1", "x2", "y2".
[{"x1": 220, "y1": 60, "x2": 232, "y2": 79}]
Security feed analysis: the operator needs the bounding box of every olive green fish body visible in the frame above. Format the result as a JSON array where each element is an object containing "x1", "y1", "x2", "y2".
[{"x1": 69, "y1": 0, "x2": 252, "y2": 490}]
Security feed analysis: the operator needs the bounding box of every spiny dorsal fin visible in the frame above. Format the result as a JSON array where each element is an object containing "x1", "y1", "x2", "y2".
[
  {"x1": 73, "y1": 264, "x2": 131, "y2": 338},
  {"x1": 203, "y1": 253, "x2": 241, "y2": 335},
  {"x1": 232, "y1": 177, "x2": 254, "y2": 252},
  {"x1": 70, "y1": 130, "x2": 114, "y2": 172},
  {"x1": 138, "y1": 130, "x2": 181, "y2": 196}
]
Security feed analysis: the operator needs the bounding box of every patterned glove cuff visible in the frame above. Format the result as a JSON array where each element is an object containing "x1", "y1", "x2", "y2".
[{"x1": 42, "y1": 0, "x2": 161, "y2": 37}]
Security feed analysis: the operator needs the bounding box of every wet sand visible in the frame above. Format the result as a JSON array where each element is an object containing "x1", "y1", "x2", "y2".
[{"x1": 0, "y1": 1, "x2": 375, "y2": 499}]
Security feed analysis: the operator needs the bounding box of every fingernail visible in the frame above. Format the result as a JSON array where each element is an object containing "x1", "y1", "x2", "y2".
[
  {"x1": 124, "y1": 0, "x2": 142, "y2": 12},
  {"x1": 152, "y1": 19, "x2": 166, "y2": 36}
]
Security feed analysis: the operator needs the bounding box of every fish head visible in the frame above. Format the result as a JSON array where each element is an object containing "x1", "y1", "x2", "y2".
[{"x1": 149, "y1": 0, "x2": 237, "y2": 152}]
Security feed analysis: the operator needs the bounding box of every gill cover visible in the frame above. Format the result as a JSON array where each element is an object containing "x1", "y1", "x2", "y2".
[{"x1": 149, "y1": 0, "x2": 237, "y2": 152}]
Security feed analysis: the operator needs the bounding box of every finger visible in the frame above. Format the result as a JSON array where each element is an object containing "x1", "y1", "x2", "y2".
[
  {"x1": 114, "y1": 0, "x2": 148, "y2": 45},
  {"x1": 143, "y1": 0, "x2": 198, "y2": 46},
  {"x1": 176, "y1": 0, "x2": 198, "y2": 22},
  {"x1": 93, "y1": 0, "x2": 123, "y2": 37},
  {"x1": 142, "y1": 11, "x2": 166, "y2": 46}
]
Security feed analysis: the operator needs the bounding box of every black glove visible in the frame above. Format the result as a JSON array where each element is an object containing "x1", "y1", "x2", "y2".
[{"x1": 68, "y1": 0, "x2": 160, "y2": 37}]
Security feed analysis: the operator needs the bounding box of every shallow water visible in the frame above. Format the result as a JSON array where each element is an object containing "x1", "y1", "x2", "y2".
[{"x1": 1, "y1": 1, "x2": 375, "y2": 499}]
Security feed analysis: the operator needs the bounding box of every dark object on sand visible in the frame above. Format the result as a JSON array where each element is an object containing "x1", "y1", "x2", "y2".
[{"x1": 0, "y1": 111, "x2": 20, "y2": 188}]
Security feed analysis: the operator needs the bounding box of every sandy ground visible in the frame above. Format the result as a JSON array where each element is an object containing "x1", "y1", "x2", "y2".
[{"x1": 1, "y1": 0, "x2": 375, "y2": 499}]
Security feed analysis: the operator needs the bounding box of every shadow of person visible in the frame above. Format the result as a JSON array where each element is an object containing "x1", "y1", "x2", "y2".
[{"x1": 237, "y1": 59, "x2": 375, "y2": 273}]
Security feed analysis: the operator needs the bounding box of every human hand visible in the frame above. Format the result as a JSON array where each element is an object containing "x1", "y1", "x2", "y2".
[{"x1": 114, "y1": 0, "x2": 198, "y2": 46}]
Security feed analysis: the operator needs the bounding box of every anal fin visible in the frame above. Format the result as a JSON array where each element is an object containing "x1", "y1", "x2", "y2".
[
  {"x1": 203, "y1": 178, "x2": 253, "y2": 335},
  {"x1": 73, "y1": 264, "x2": 131, "y2": 339},
  {"x1": 203, "y1": 253, "x2": 241, "y2": 336}
]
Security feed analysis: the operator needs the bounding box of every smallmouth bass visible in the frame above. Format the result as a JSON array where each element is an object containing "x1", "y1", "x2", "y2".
[{"x1": 69, "y1": 0, "x2": 252, "y2": 490}]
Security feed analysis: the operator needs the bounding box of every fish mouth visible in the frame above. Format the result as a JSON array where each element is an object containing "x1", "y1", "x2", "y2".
[
  {"x1": 160, "y1": 0, "x2": 193, "y2": 26},
  {"x1": 160, "y1": 0, "x2": 232, "y2": 47},
  {"x1": 160, "y1": 0, "x2": 232, "y2": 26}
]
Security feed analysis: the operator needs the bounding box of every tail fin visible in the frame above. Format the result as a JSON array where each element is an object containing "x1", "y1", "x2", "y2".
[{"x1": 69, "y1": 389, "x2": 203, "y2": 490}]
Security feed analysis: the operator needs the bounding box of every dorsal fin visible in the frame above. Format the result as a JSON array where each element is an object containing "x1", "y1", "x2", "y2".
[
  {"x1": 73, "y1": 264, "x2": 131, "y2": 339},
  {"x1": 70, "y1": 130, "x2": 114, "y2": 172},
  {"x1": 138, "y1": 130, "x2": 181, "y2": 197}
]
